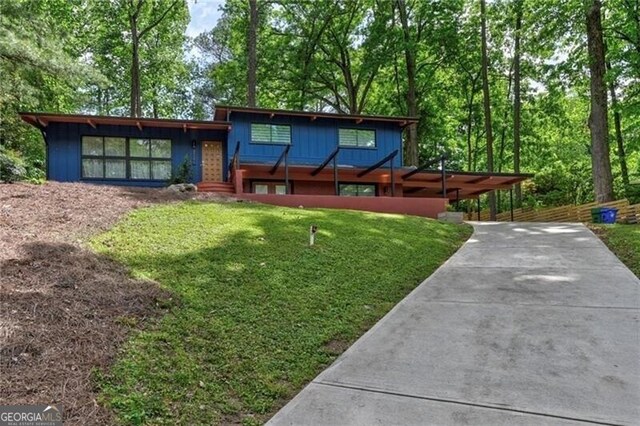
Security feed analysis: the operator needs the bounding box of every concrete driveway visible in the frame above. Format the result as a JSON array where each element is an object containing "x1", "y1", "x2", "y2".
[{"x1": 268, "y1": 222, "x2": 640, "y2": 426}]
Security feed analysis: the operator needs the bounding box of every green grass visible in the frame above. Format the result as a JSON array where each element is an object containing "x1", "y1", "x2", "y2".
[
  {"x1": 91, "y1": 201, "x2": 471, "y2": 425},
  {"x1": 592, "y1": 224, "x2": 640, "y2": 278}
]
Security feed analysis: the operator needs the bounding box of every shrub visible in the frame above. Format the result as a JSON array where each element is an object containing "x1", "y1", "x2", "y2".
[
  {"x1": 625, "y1": 183, "x2": 640, "y2": 204},
  {"x1": 0, "y1": 148, "x2": 27, "y2": 183},
  {"x1": 24, "y1": 160, "x2": 45, "y2": 183},
  {"x1": 169, "y1": 155, "x2": 192, "y2": 185}
]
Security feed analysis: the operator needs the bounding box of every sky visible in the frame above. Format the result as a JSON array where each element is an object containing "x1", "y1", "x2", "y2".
[{"x1": 186, "y1": 0, "x2": 225, "y2": 38}]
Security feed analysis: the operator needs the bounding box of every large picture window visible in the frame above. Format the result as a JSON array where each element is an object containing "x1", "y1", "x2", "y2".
[
  {"x1": 81, "y1": 136, "x2": 172, "y2": 180},
  {"x1": 339, "y1": 128, "x2": 376, "y2": 148},
  {"x1": 251, "y1": 123, "x2": 291, "y2": 144},
  {"x1": 339, "y1": 184, "x2": 375, "y2": 197}
]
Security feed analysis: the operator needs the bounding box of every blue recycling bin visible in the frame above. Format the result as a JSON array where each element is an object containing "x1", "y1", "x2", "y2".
[{"x1": 598, "y1": 207, "x2": 618, "y2": 224}]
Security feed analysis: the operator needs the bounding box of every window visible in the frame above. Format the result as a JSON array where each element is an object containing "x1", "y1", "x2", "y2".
[
  {"x1": 252, "y1": 182, "x2": 289, "y2": 194},
  {"x1": 129, "y1": 138, "x2": 172, "y2": 180},
  {"x1": 82, "y1": 136, "x2": 127, "y2": 179},
  {"x1": 254, "y1": 184, "x2": 269, "y2": 194},
  {"x1": 339, "y1": 128, "x2": 376, "y2": 148},
  {"x1": 251, "y1": 123, "x2": 291, "y2": 144},
  {"x1": 81, "y1": 136, "x2": 172, "y2": 180},
  {"x1": 339, "y1": 184, "x2": 376, "y2": 197}
]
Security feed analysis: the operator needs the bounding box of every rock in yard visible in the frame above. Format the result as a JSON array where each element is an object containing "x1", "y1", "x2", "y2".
[{"x1": 167, "y1": 183, "x2": 197, "y2": 193}]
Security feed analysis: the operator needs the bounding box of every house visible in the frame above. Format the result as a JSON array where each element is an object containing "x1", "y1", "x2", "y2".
[{"x1": 20, "y1": 106, "x2": 530, "y2": 218}]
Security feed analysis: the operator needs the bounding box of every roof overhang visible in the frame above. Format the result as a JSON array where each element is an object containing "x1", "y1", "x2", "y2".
[
  {"x1": 401, "y1": 169, "x2": 532, "y2": 199},
  {"x1": 213, "y1": 105, "x2": 419, "y2": 127},
  {"x1": 240, "y1": 163, "x2": 532, "y2": 200},
  {"x1": 19, "y1": 112, "x2": 232, "y2": 132}
]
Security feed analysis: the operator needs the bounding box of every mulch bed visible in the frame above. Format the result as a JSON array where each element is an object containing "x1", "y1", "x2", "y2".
[{"x1": 0, "y1": 182, "x2": 230, "y2": 425}]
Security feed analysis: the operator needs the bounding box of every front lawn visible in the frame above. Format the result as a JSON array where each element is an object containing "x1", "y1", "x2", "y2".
[
  {"x1": 91, "y1": 201, "x2": 471, "y2": 425},
  {"x1": 591, "y1": 224, "x2": 640, "y2": 278}
]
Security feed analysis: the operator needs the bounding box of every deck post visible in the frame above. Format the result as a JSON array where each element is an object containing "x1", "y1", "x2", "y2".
[
  {"x1": 455, "y1": 189, "x2": 460, "y2": 209},
  {"x1": 285, "y1": 149, "x2": 289, "y2": 194},
  {"x1": 510, "y1": 187, "x2": 514, "y2": 221},
  {"x1": 390, "y1": 158, "x2": 395, "y2": 197},
  {"x1": 333, "y1": 155, "x2": 338, "y2": 195},
  {"x1": 477, "y1": 196, "x2": 481, "y2": 221}
]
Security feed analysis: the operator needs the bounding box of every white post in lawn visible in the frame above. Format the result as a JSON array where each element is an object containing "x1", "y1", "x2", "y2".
[{"x1": 309, "y1": 225, "x2": 318, "y2": 246}]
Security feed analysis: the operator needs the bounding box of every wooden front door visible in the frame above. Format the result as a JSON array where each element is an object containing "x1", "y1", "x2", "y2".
[{"x1": 202, "y1": 142, "x2": 223, "y2": 182}]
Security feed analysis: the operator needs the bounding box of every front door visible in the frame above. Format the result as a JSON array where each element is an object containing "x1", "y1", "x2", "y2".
[{"x1": 202, "y1": 141, "x2": 223, "y2": 182}]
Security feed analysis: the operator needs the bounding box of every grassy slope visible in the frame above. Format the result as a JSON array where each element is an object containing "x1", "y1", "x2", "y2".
[
  {"x1": 91, "y1": 201, "x2": 471, "y2": 425},
  {"x1": 592, "y1": 224, "x2": 640, "y2": 278}
]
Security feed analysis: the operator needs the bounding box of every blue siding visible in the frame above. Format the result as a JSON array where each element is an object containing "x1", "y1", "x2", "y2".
[
  {"x1": 43, "y1": 112, "x2": 406, "y2": 186},
  {"x1": 227, "y1": 112, "x2": 404, "y2": 168},
  {"x1": 45, "y1": 122, "x2": 227, "y2": 186}
]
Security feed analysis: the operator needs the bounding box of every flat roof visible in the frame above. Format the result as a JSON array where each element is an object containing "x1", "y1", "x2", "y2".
[
  {"x1": 20, "y1": 112, "x2": 232, "y2": 131},
  {"x1": 213, "y1": 105, "x2": 419, "y2": 126},
  {"x1": 402, "y1": 169, "x2": 532, "y2": 199}
]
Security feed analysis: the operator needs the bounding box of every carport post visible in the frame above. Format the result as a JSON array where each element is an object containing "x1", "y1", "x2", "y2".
[
  {"x1": 333, "y1": 155, "x2": 338, "y2": 195},
  {"x1": 477, "y1": 196, "x2": 481, "y2": 221},
  {"x1": 390, "y1": 159, "x2": 395, "y2": 197},
  {"x1": 510, "y1": 187, "x2": 514, "y2": 222},
  {"x1": 285, "y1": 149, "x2": 290, "y2": 194}
]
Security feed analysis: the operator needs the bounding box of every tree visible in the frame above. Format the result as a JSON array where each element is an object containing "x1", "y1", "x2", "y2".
[
  {"x1": 194, "y1": 0, "x2": 273, "y2": 107},
  {"x1": 395, "y1": 0, "x2": 419, "y2": 166},
  {"x1": 480, "y1": 0, "x2": 497, "y2": 219},
  {"x1": 0, "y1": 0, "x2": 102, "y2": 178},
  {"x1": 247, "y1": 0, "x2": 258, "y2": 107},
  {"x1": 513, "y1": 0, "x2": 523, "y2": 207},
  {"x1": 307, "y1": 0, "x2": 392, "y2": 114},
  {"x1": 603, "y1": 0, "x2": 637, "y2": 193},
  {"x1": 123, "y1": 0, "x2": 183, "y2": 117},
  {"x1": 606, "y1": 56, "x2": 630, "y2": 189},
  {"x1": 585, "y1": 0, "x2": 614, "y2": 202},
  {"x1": 85, "y1": 0, "x2": 189, "y2": 117}
]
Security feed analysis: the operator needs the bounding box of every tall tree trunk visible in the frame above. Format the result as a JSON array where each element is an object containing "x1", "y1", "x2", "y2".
[
  {"x1": 465, "y1": 71, "x2": 480, "y2": 172},
  {"x1": 605, "y1": 61, "x2": 630, "y2": 188},
  {"x1": 152, "y1": 84, "x2": 158, "y2": 118},
  {"x1": 130, "y1": 16, "x2": 141, "y2": 117},
  {"x1": 586, "y1": 0, "x2": 614, "y2": 202},
  {"x1": 497, "y1": 61, "x2": 514, "y2": 174},
  {"x1": 513, "y1": 0, "x2": 523, "y2": 207},
  {"x1": 480, "y1": 0, "x2": 496, "y2": 220},
  {"x1": 466, "y1": 90, "x2": 475, "y2": 172},
  {"x1": 128, "y1": 0, "x2": 180, "y2": 117},
  {"x1": 247, "y1": 0, "x2": 258, "y2": 107},
  {"x1": 397, "y1": 0, "x2": 419, "y2": 166},
  {"x1": 97, "y1": 87, "x2": 103, "y2": 115},
  {"x1": 496, "y1": 63, "x2": 514, "y2": 211}
]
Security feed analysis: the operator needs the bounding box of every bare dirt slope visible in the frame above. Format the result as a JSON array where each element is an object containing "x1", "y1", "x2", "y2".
[{"x1": 0, "y1": 182, "x2": 226, "y2": 424}]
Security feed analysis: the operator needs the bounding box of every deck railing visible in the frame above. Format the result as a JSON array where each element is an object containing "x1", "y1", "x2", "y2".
[
  {"x1": 228, "y1": 141, "x2": 240, "y2": 182},
  {"x1": 269, "y1": 144, "x2": 291, "y2": 194}
]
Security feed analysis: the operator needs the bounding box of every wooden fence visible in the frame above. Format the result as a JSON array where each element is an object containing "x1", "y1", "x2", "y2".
[{"x1": 468, "y1": 199, "x2": 640, "y2": 223}]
